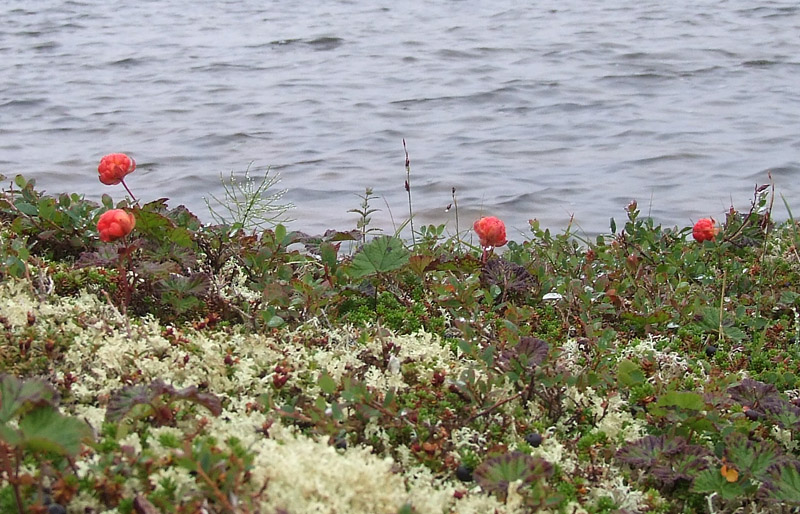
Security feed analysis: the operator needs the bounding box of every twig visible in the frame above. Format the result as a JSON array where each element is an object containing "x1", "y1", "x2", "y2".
[
  {"x1": 466, "y1": 389, "x2": 526, "y2": 424},
  {"x1": 193, "y1": 458, "x2": 240, "y2": 513}
]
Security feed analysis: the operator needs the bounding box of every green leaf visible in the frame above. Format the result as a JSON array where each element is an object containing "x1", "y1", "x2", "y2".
[
  {"x1": 769, "y1": 463, "x2": 800, "y2": 504},
  {"x1": 727, "y1": 435, "x2": 779, "y2": 480},
  {"x1": 473, "y1": 452, "x2": 553, "y2": 497},
  {"x1": 0, "y1": 374, "x2": 56, "y2": 424},
  {"x1": 168, "y1": 205, "x2": 203, "y2": 231},
  {"x1": 692, "y1": 468, "x2": 745, "y2": 500},
  {"x1": 318, "y1": 373, "x2": 337, "y2": 395},
  {"x1": 275, "y1": 223, "x2": 287, "y2": 243},
  {"x1": 0, "y1": 425, "x2": 21, "y2": 446},
  {"x1": 319, "y1": 242, "x2": 339, "y2": 269},
  {"x1": 407, "y1": 254, "x2": 435, "y2": 277},
  {"x1": 18, "y1": 407, "x2": 92, "y2": 456},
  {"x1": 266, "y1": 314, "x2": 284, "y2": 328},
  {"x1": 37, "y1": 197, "x2": 56, "y2": 221},
  {"x1": 456, "y1": 339, "x2": 476, "y2": 358},
  {"x1": 779, "y1": 290, "x2": 800, "y2": 306},
  {"x1": 14, "y1": 201, "x2": 38, "y2": 216},
  {"x1": 383, "y1": 389, "x2": 396, "y2": 408},
  {"x1": 348, "y1": 236, "x2": 409, "y2": 279},
  {"x1": 723, "y1": 326, "x2": 746, "y2": 342},
  {"x1": 656, "y1": 391, "x2": 705, "y2": 411},
  {"x1": 168, "y1": 227, "x2": 194, "y2": 248},
  {"x1": 620, "y1": 310, "x2": 670, "y2": 329},
  {"x1": 132, "y1": 209, "x2": 175, "y2": 242},
  {"x1": 161, "y1": 273, "x2": 210, "y2": 296},
  {"x1": 617, "y1": 359, "x2": 645, "y2": 387}
]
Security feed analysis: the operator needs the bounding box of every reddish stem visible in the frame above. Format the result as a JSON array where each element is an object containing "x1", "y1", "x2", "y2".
[
  {"x1": 120, "y1": 178, "x2": 138, "y2": 205},
  {"x1": 119, "y1": 237, "x2": 134, "y2": 308}
]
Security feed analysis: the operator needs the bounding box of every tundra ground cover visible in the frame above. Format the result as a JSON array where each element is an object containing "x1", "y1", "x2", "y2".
[{"x1": 1, "y1": 166, "x2": 800, "y2": 513}]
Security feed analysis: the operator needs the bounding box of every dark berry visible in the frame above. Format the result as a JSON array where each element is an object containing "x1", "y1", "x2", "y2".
[
  {"x1": 455, "y1": 464, "x2": 473, "y2": 482},
  {"x1": 334, "y1": 437, "x2": 347, "y2": 450},
  {"x1": 705, "y1": 345, "x2": 717, "y2": 358},
  {"x1": 525, "y1": 432, "x2": 543, "y2": 448},
  {"x1": 48, "y1": 505, "x2": 67, "y2": 514},
  {"x1": 745, "y1": 409, "x2": 760, "y2": 421}
]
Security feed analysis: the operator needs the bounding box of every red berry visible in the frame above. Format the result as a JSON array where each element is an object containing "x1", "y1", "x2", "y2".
[{"x1": 692, "y1": 218, "x2": 719, "y2": 242}]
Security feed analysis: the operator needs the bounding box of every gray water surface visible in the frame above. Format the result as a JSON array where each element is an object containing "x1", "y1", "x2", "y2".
[{"x1": 2, "y1": 1, "x2": 799, "y2": 238}]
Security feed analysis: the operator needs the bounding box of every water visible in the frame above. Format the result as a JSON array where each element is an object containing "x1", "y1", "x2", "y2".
[{"x1": 2, "y1": 0, "x2": 799, "y2": 238}]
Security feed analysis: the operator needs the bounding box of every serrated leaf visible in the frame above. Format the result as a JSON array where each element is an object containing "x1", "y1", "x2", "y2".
[
  {"x1": 132, "y1": 209, "x2": 175, "y2": 242},
  {"x1": 160, "y1": 273, "x2": 210, "y2": 296},
  {"x1": 767, "y1": 462, "x2": 800, "y2": 504},
  {"x1": 768, "y1": 401, "x2": 800, "y2": 430},
  {"x1": 18, "y1": 407, "x2": 92, "y2": 456},
  {"x1": 498, "y1": 337, "x2": 549, "y2": 373},
  {"x1": 105, "y1": 380, "x2": 222, "y2": 423},
  {"x1": 0, "y1": 425, "x2": 21, "y2": 446},
  {"x1": 726, "y1": 434, "x2": 780, "y2": 480},
  {"x1": 723, "y1": 326, "x2": 746, "y2": 342},
  {"x1": 617, "y1": 434, "x2": 709, "y2": 488},
  {"x1": 692, "y1": 468, "x2": 745, "y2": 500},
  {"x1": 620, "y1": 310, "x2": 670, "y2": 328},
  {"x1": 325, "y1": 229, "x2": 360, "y2": 241},
  {"x1": 348, "y1": 236, "x2": 409, "y2": 278},
  {"x1": 618, "y1": 436, "x2": 674, "y2": 468},
  {"x1": 408, "y1": 254, "x2": 435, "y2": 277},
  {"x1": 168, "y1": 227, "x2": 194, "y2": 248},
  {"x1": 0, "y1": 374, "x2": 56, "y2": 424},
  {"x1": 779, "y1": 290, "x2": 800, "y2": 306},
  {"x1": 728, "y1": 378, "x2": 783, "y2": 418},
  {"x1": 168, "y1": 205, "x2": 203, "y2": 231},
  {"x1": 134, "y1": 259, "x2": 181, "y2": 278},
  {"x1": 473, "y1": 452, "x2": 552, "y2": 497}
]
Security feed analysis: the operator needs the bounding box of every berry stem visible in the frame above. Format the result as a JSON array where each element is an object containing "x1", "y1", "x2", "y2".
[{"x1": 120, "y1": 178, "x2": 139, "y2": 205}]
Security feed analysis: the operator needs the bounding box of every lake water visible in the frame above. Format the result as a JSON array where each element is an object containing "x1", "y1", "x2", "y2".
[{"x1": 2, "y1": 1, "x2": 799, "y2": 239}]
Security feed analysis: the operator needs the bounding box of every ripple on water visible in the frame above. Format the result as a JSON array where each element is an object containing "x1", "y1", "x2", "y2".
[{"x1": 1, "y1": 0, "x2": 799, "y2": 236}]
